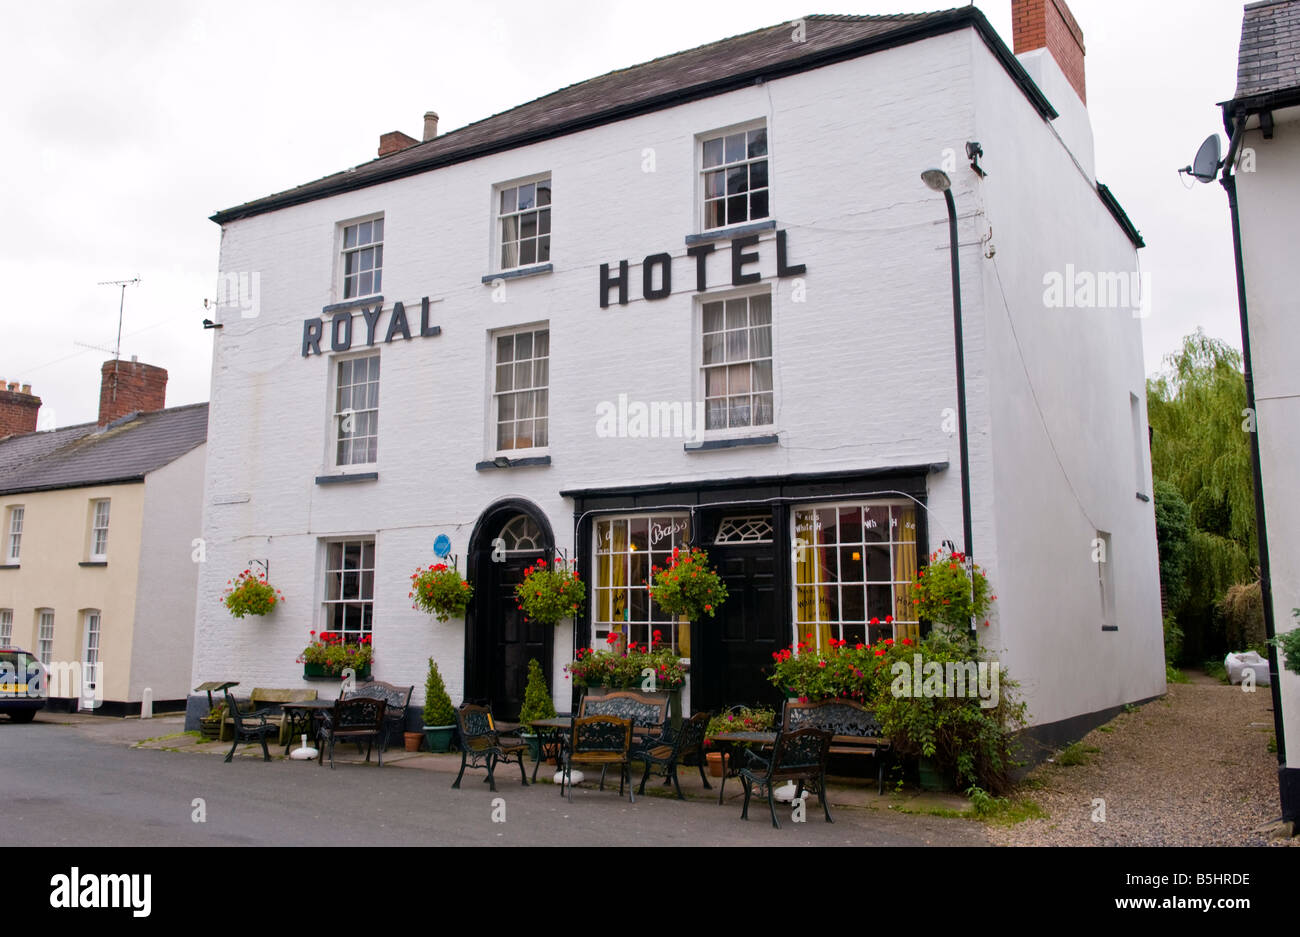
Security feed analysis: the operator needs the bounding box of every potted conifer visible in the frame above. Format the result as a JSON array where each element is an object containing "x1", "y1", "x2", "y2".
[
  {"x1": 422, "y1": 657, "x2": 456, "y2": 753},
  {"x1": 517, "y1": 658, "x2": 557, "y2": 761}
]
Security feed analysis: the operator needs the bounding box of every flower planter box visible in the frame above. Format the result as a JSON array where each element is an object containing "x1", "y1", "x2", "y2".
[
  {"x1": 199, "y1": 719, "x2": 222, "y2": 741},
  {"x1": 303, "y1": 663, "x2": 371, "y2": 681}
]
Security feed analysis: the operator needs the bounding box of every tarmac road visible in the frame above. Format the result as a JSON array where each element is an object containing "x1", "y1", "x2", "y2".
[{"x1": 1, "y1": 714, "x2": 989, "y2": 847}]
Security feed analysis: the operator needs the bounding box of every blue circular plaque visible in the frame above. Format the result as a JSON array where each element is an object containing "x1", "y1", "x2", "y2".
[{"x1": 433, "y1": 534, "x2": 452, "y2": 558}]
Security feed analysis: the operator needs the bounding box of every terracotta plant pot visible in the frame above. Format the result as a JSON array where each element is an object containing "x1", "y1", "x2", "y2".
[
  {"x1": 706, "y1": 751, "x2": 724, "y2": 778},
  {"x1": 403, "y1": 731, "x2": 423, "y2": 752}
]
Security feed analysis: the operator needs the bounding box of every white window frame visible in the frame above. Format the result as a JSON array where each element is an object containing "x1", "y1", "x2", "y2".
[
  {"x1": 1096, "y1": 530, "x2": 1116, "y2": 630},
  {"x1": 490, "y1": 323, "x2": 549, "y2": 456},
  {"x1": 696, "y1": 287, "x2": 775, "y2": 438},
  {"x1": 0, "y1": 608, "x2": 12, "y2": 646},
  {"x1": 5, "y1": 505, "x2": 22, "y2": 563},
  {"x1": 339, "y1": 215, "x2": 384, "y2": 301},
  {"x1": 81, "y1": 610, "x2": 101, "y2": 667},
  {"x1": 37, "y1": 609, "x2": 54, "y2": 664},
  {"x1": 332, "y1": 352, "x2": 380, "y2": 468},
  {"x1": 493, "y1": 173, "x2": 552, "y2": 272},
  {"x1": 697, "y1": 120, "x2": 770, "y2": 233},
  {"x1": 592, "y1": 513, "x2": 693, "y2": 655},
  {"x1": 321, "y1": 538, "x2": 376, "y2": 644},
  {"x1": 89, "y1": 500, "x2": 110, "y2": 561},
  {"x1": 791, "y1": 500, "x2": 922, "y2": 648},
  {"x1": 1130, "y1": 393, "x2": 1148, "y2": 498}
]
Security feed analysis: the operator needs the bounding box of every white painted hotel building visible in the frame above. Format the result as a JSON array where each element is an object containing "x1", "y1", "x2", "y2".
[{"x1": 191, "y1": 3, "x2": 1164, "y2": 748}]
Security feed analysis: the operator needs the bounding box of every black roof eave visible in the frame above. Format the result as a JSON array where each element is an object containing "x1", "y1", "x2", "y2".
[
  {"x1": 211, "y1": 8, "x2": 1057, "y2": 225},
  {"x1": 1219, "y1": 85, "x2": 1300, "y2": 133},
  {"x1": 1096, "y1": 182, "x2": 1145, "y2": 249},
  {"x1": 559, "y1": 462, "x2": 948, "y2": 501},
  {"x1": 0, "y1": 475, "x2": 146, "y2": 498}
]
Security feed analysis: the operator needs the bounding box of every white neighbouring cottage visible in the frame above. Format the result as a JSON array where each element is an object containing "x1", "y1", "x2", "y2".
[
  {"x1": 190, "y1": 2, "x2": 1164, "y2": 752},
  {"x1": 1218, "y1": 0, "x2": 1300, "y2": 824}
]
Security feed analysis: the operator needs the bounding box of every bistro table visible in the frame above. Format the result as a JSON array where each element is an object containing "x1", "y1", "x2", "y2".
[
  {"x1": 528, "y1": 716, "x2": 573, "y2": 782},
  {"x1": 281, "y1": 699, "x2": 337, "y2": 755},
  {"x1": 708, "y1": 731, "x2": 778, "y2": 805}
]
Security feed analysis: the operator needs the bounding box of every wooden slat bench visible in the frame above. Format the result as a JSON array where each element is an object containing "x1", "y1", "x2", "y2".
[
  {"x1": 222, "y1": 688, "x2": 318, "y2": 744},
  {"x1": 781, "y1": 699, "x2": 892, "y2": 794}
]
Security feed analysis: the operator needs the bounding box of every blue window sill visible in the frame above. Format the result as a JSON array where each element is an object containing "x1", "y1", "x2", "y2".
[
  {"x1": 481, "y1": 264, "x2": 553, "y2": 284},
  {"x1": 685, "y1": 220, "x2": 776, "y2": 246},
  {"x1": 315, "y1": 472, "x2": 379, "y2": 485},
  {"x1": 475, "y1": 456, "x2": 552, "y2": 470},
  {"x1": 684, "y1": 434, "x2": 778, "y2": 452},
  {"x1": 321, "y1": 294, "x2": 383, "y2": 315}
]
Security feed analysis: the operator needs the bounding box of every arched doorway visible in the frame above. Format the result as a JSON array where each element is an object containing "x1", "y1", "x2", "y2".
[{"x1": 465, "y1": 499, "x2": 555, "y2": 720}]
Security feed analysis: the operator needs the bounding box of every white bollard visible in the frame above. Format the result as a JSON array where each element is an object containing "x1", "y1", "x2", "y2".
[{"x1": 141, "y1": 687, "x2": 153, "y2": 719}]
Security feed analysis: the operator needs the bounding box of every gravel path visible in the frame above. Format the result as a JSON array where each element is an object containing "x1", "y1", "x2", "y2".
[{"x1": 989, "y1": 674, "x2": 1291, "y2": 846}]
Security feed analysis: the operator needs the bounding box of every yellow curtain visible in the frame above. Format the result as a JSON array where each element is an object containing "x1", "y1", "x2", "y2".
[
  {"x1": 893, "y1": 506, "x2": 920, "y2": 643},
  {"x1": 793, "y1": 510, "x2": 833, "y2": 652},
  {"x1": 611, "y1": 521, "x2": 627, "y2": 650},
  {"x1": 814, "y1": 522, "x2": 834, "y2": 651}
]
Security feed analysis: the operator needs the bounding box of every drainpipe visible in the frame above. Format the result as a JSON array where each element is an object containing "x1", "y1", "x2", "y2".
[{"x1": 1219, "y1": 109, "x2": 1296, "y2": 824}]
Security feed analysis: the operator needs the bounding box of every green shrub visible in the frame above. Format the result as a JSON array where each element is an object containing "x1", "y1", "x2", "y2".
[
  {"x1": 422, "y1": 658, "x2": 456, "y2": 726},
  {"x1": 870, "y1": 632, "x2": 1026, "y2": 796},
  {"x1": 1270, "y1": 609, "x2": 1300, "y2": 676},
  {"x1": 517, "y1": 659, "x2": 557, "y2": 732}
]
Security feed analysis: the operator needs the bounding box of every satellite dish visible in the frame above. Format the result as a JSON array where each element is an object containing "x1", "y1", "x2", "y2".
[{"x1": 1188, "y1": 134, "x2": 1221, "y2": 183}]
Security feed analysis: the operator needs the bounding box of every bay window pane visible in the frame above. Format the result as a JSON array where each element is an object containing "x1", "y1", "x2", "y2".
[
  {"x1": 863, "y1": 506, "x2": 889, "y2": 541},
  {"x1": 841, "y1": 585, "x2": 866, "y2": 622},
  {"x1": 865, "y1": 545, "x2": 891, "y2": 582}
]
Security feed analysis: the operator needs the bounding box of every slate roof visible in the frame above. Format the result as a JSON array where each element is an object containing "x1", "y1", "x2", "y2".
[
  {"x1": 212, "y1": 8, "x2": 1055, "y2": 223},
  {"x1": 0, "y1": 403, "x2": 209, "y2": 496},
  {"x1": 1234, "y1": 0, "x2": 1300, "y2": 98}
]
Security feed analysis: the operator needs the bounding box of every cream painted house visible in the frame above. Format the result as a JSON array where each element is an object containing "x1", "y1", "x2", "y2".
[{"x1": 0, "y1": 361, "x2": 207, "y2": 715}]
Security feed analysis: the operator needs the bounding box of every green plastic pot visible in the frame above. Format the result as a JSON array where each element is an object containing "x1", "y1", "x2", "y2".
[
  {"x1": 423, "y1": 725, "x2": 454, "y2": 753},
  {"x1": 917, "y1": 757, "x2": 954, "y2": 792}
]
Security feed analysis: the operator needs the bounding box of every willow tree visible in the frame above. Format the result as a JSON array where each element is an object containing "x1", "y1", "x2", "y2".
[{"x1": 1146, "y1": 329, "x2": 1256, "y2": 660}]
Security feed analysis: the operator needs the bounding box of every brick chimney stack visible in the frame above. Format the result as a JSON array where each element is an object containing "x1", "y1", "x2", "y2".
[
  {"x1": 0, "y1": 380, "x2": 41, "y2": 438},
  {"x1": 99, "y1": 358, "x2": 167, "y2": 427},
  {"x1": 1012, "y1": 0, "x2": 1086, "y2": 104},
  {"x1": 378, "y1": 130, "x2": 419, "y2": 157}
]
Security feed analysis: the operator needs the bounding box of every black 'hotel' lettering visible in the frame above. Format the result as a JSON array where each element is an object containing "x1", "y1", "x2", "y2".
[
  {"x1": 730, "y1": 235, "x2": 761, "y2": 286},
  {"x1": 385, "y1": 302, "x2": 411, "y2": 343},
  {"x1": 642, "y1": 253, "x2": 672, "y2": 300},
  {"x1": 686, "y1": 243, "x2": 714, "y2": 292},
  {"x1": 302, "y1": 318, "x2": 323, "y2": 357},
  {"x1": 600, "y1": 260, "x2": 629, "y2": 308},
  {"x1": 776, "y1": 229, "x2": 806, "y2": 278}
]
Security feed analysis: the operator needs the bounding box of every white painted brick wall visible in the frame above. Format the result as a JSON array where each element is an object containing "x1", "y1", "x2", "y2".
[{"x1": 194, "y1": 27, "x2": 1162, "y2": 727}]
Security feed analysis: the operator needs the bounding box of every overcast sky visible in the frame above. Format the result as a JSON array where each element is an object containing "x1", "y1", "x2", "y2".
[{"x1": 0, "y1": 0, "x2": 1248, "y2": 428}]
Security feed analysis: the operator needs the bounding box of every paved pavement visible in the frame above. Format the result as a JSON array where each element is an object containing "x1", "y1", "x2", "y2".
[{"x1": 2, "y1": 711, "x2": 990, "y2": 846}]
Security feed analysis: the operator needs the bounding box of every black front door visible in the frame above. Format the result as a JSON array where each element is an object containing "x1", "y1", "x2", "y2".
[
  {"x1": 697, "y1": 545, "x2": 783, "y2": 711},
  {"x1": 477, "y1": 552, "x2": 549, "y2": 720}
]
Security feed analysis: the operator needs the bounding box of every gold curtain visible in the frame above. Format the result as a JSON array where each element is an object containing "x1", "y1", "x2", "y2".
[
  {"x1": 611, "y1": 521, "x2": 627, "y2": 650},
  {"x1": 893, "y1": 506, "x2": 920, "y2": 644},
  {"x1": 793, "y1": 511, "x2": 833, "y2": 651}
]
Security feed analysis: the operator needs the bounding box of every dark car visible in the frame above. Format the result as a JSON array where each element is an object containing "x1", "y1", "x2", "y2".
[{"x1": 0, "y1": 647, "x2": 46, "y2": 722}]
